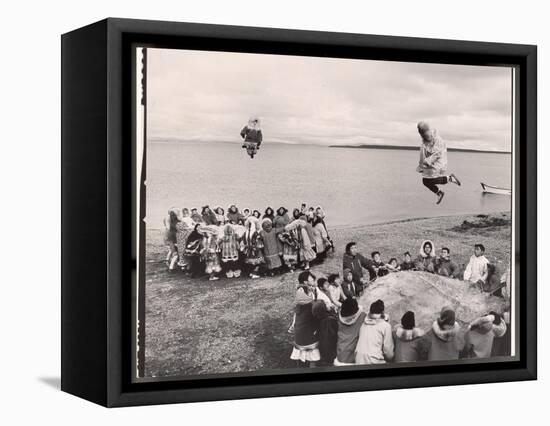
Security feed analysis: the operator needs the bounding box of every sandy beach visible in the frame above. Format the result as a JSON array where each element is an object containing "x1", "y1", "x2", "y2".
[{"x1": 143, "y1": 212, "x2": 511, "y2": 378}]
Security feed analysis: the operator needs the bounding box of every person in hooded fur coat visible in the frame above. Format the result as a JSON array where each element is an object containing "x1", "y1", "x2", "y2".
[
  {"x1": 312, "y1": 214, "x2": 329, "y2": 261},
  {"x1": 273, "y1": 207, "x2": 290, "y2": 232},
  {"x1": 277, "y1": 208, "x2": 299, "y2": 271},
  {"x1": 334, "y1": 298, "x2": 367, "y2": 366},
  {"x1": 220, "y1": 223, "x2": 241, "y2": 278},
  {"x1": 315, "y1": 206, "x2": 334, "y2": 251},
  {"x1": 263, "y1": 207, "x2": 275, "y2": 223},
  {"x1": 355, "y1": 299, "x2": 394, "y2": 365},
  {"x1": 285, "y1": 217, "x2": 316, "y2": 270},
  {"x1": 176, "y1": 208, "x2": 196, "y2": 270},
  {"x1": 190, "y1": 208, "x2": 203, "y2": 223},
  {"x1": 463, "y1": 312, "x2": 507, "y2": 358},
  {"x1": 290, "y1": 271, "x2": 320, "y2": 366},
  {"x1": 200, "y1": 225, "x2": 222, "y2": 281},
  {"x1": 226, "y1": 204, "x2": 245, "y2": 225},
  {"x1": 393, "y1": 311, "x2": 429, "y2": 362},
  {"x1": 241, "y1": 216, "x2": 264, "y2": 278},
  {"x1": 259, "y1": 218, "x2": 282, "y2": 274},
  {"x1": 240, "y1": 116, "x2": 263, "y2": 147},
  {"x1": 298, "y1": 214, "x2": 319, "y2": 260},
  {"x1": 184, "y1": 223, "x2": 204, "y2": 278},
  {"x1": 201, "y1": 205, "x2": 219, "y2": 226},
  {"x1": 426, "y1": 307, "x2": 465, "y2": 361},
  {"x1": 415, "y1": 240, "x2": 437, "y2": 272}
]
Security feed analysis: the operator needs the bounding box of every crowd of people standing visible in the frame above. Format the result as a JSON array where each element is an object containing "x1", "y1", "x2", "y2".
[{"x1": 163, "y1": 203, "x2": 334, "y2": 280}]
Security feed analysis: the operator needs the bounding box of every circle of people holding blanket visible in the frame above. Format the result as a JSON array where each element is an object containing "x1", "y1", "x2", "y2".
[
  {"x1": 288, "y1": 239, "x2": 512, "y2": 368},
  {"x1": 163, "y1": 203, "x2": 334, "y2": 281}
]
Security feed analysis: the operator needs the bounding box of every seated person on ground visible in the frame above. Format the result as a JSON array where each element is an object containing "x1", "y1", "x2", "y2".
[
  {"x1": 435, "y1": 247, "x2": 460, "y2": 278},
  {"x1": 415, "y1": 240, "x2": 436, "y2": 272},
  {"x1": 327, "y1": 273, "x2": 345, "y2": 309},
  {"x1": 400, "y1": 251, "x2": 416, "y2": 271},
  {"x1": 371, "y1": 251, "x2": 389, "y2": 277},
  {"x1": 386, "y1": 257, "x2": 400, "y2": 273},
  {"x1": 463, "y1": 243, "x2": 489, "y2": 290}
]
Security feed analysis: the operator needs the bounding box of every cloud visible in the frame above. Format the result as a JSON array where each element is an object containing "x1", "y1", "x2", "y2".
[{"x1": 146, "y1": 48, "x2": 512, "y2": 151}]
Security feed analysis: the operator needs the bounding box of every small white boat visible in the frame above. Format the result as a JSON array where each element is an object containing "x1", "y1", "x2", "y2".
[{"x1": 480, "y1": 182, "x2": 511, "y2": 195}]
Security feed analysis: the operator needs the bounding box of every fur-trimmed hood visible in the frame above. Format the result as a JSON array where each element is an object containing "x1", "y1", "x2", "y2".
[
  {"x1": 419, "y1": 240, "x2": 436, "y2": 258},
  {"x1": 364, "y1": 312, "x2": 389, "y2": 325},
  {"x1": 339, "y1": 307, "x2": 364, "y2": 326},
  {"x1": 431, "y1": 320, "x2": 460, "y2": 342},
  {"x1": 394, "y1": 325, "x2": 425, "y2": 341},
  {"x1": 261, "y1": 217, "x2": 273, "y2": 231},
  {"x1": 468, "y1": 314, "x2": 507, "y2": 337},
  {"x1": 315, "y1": 206, "x2": 326, "y2": 219},
  {"x1": 247, "y1": 116, "x2": 261, "y2": 130},
  {"x1": 273, "y1": 211, "x2": 290, "y2": 227}
]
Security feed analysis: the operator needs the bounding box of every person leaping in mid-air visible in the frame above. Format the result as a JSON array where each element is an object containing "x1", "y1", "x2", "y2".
[
  {"x1": 240, "y1": 116, "x2": 263, "y2": 158},
  {"x1": 416, "y1": 121, "x2": 461, "y2": 204}
]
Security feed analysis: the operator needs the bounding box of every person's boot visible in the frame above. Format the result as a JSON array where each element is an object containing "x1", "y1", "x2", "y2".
[
  {"x1": 449, "y1": 173, "x2": 461, "y2": 186},
  {"x1": 436, "y1": 190, "x2": 445, "y2": 204}
]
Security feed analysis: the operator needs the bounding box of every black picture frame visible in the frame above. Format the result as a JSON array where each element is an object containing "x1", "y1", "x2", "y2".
[{"x1": 61, "y1": 17, "x2": 537, "y2": 407}]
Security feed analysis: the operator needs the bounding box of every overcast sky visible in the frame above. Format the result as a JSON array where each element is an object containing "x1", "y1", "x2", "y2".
[{"x1": 146, "y1": 48, "x2": 512, "y2": 151}]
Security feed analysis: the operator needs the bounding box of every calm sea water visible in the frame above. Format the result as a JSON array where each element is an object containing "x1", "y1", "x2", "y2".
[{"x1": 145, "y1": 141, "x2": 512, "y2": 228}]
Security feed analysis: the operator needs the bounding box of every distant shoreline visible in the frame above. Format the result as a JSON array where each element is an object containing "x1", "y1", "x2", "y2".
[
  {"x1": 148, "y1": 138, "x2": 510, "y2": 154},
  {"x1": 329, "y1": 144, "x2": 511, "y2": 154}
]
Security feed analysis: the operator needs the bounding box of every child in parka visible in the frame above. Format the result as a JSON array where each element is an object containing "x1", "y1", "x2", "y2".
[
  {"x1": 241, "y1": 216, "x2": 264, "y2": 279},
  {"x1": 220, "y1": 223, "x2": 241, "y2": 278},
  {"x1": 327, "y1": 273, "x2": 345, "y2": 309},
  {"x1": 371, "y1": 251, "x2": 390, "y2": 277},
  {"x1": 200, "y1": 225, "x2": 222, "y2": 281}
]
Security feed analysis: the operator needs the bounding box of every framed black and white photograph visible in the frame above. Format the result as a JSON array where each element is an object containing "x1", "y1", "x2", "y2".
[{"x1": 61, "y1": 18, "x2": 537, "y2": 407}]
